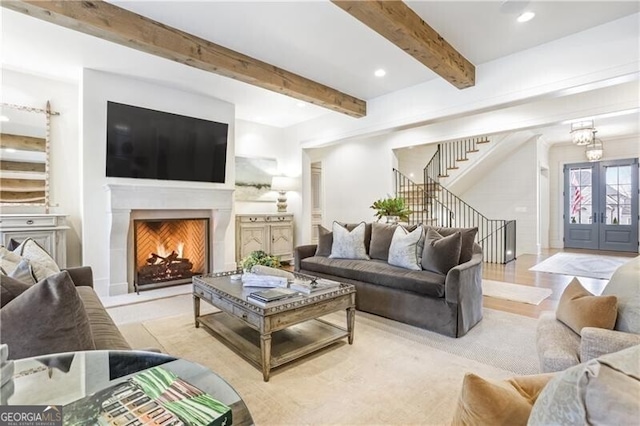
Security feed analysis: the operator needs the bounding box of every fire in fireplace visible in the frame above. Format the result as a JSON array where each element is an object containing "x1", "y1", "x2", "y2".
[{"x1": 133, "y1": 218, "x2": 209, "y2": 290}]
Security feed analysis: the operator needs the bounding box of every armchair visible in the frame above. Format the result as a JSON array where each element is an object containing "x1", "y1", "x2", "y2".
[{"x1": 536, "y1": 255, "x2": 640, "y2": 373}]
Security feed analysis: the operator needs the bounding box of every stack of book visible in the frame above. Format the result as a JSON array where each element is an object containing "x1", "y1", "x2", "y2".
[
  {"x1": 289, "y1": 278, "x2": 341, "y2": 294},
  {"x1": 247, "y1": 288, "x2": 301, "y2": 307},
  {"x1": 63, "y1": 366, "x2": 232, "y2": 426}
]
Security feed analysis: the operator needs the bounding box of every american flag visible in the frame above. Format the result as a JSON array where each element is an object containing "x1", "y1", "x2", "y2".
[{"x1": 570, "y1": 172, "x2": 584, "y2": 217}]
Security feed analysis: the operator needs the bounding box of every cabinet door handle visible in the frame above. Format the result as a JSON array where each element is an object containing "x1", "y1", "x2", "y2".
[
  {"x1": 26, "y1": 220, "x2": 34, "y2": 225},
  {"x1": 249, "y1": 217, "x2": 257, "y2": 222},
  {"x1": 265, "y1": 216, "x2": 271, "y2": 221},
  {"x1": 601, "y1": 212, "x2": 605, "y2": 223}
]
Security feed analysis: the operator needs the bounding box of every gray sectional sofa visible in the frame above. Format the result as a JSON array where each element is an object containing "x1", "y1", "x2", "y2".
[{"x1": 295, "y1": 222, "x2": 483, "y2": 338}]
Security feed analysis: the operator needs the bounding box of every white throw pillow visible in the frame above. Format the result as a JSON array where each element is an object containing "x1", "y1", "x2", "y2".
[
  {"x1": 329, "y1": 222, "x2": 369, "y2": 260},
  {"x1": 13, "y1": 239, "x2": 60, "y2": 282},
  {"x1": 0, "y1": 247, "x2": 23, "y2": 276},
  {"x1": 388, "y1": 226, "x2": 423, "y2": 270}
]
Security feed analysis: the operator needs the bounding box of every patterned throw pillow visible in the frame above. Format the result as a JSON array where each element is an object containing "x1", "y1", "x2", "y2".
[
  {"x1": 0, "y1": 247, "x2": 22, "y2": 276},
  {"x1": 387, "y1": 226, "x2": 423, "y2": 270},
  {"x1": 329, "y1": 222, "x2": 369, "y2": 260},
  {"x1": 370, "y1": 223, "x2": 420, "y2": 261},
  {"x1": 529, "y1": 345, "x2": 640, "y2": 425},
  {"x1": 12, "y1": 239, "x2": 60, "y2": 282}
]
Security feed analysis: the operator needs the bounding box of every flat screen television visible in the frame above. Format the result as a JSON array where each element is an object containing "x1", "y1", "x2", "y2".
[{"x1": 106, "y1": 101, "x2": 228, "y2": 183}]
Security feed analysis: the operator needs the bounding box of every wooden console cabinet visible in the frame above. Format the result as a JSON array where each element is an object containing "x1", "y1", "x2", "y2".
[
  {"x1": 0, "y1": 214, "x2": 69, "y2": 268},
  {"x1": 235, "y1": 214, "x2": 294, "y2": 264}
]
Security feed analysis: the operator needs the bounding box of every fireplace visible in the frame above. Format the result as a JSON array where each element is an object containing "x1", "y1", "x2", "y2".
[
  {"x1": 105, "y1": 184, "x2": 233, "y2": 296},
  {"x1": 133, "y1": 218, "x2": 210, "y2": 291}
]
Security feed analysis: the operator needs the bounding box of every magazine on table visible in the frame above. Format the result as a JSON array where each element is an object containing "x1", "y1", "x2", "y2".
[
  {"x1": 63, "y1": 366, "x2": 232, "y2": 426},
  {"x1": 289, "y1": 277, "x2": 341, "y2": 294},
  {"x1": 246, "y1": 294, "x2": 304, "y2": 307},
  {"x1": 248, "y1": 287, "x2": 299, "y2": 303},
  {"x1": 247, "y1": 287, "x2": 303, "y2": 307}
]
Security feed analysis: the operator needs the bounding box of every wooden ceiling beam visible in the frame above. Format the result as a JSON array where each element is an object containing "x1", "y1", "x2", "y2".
[
  {"x1": 2, "y1": 1, "x2": 366, "y2": 118},
  {"x1": 332, "y1": 1, "x2": 475, "y2": 89}
]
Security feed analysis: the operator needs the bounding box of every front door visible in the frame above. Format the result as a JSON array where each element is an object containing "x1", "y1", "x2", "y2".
[{"x1": 564, "y1": 158, "x2": 639, "y2": 252}]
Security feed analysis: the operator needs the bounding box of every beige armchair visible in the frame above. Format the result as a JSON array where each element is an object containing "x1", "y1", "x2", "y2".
[{"x1": 536, "y1": 256, "x2": 640, "y2": 373}]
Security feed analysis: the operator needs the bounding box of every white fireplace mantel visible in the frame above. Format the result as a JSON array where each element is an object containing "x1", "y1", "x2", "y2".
[{"x1": 105, "y1": 183, "x2": 234, "y2": 295}]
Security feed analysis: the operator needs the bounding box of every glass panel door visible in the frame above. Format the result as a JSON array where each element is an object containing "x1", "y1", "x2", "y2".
[
  {"x1": 598, "y1": 160, "x2": 638, "y2": 252},
  {"x1": 565, "y1": 158, "x2": 639, "y2": 252},
  {"x1": 564, "y1": 163, "x2": 598, "y2": 249}
]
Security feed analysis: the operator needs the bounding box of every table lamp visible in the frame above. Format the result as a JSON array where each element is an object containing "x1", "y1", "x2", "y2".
[{"x1": 271, "y1": 176, "x2": 298, "y2": 212}]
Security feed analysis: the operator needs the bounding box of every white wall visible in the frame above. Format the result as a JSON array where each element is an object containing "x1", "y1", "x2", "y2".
[
  {"x1": 305, "y1": 134, "x2": 396, "y2": 227},
  {"x1": 81, "y1": 69, "x2": 235, "y2": 295},
  {"x1": 395, "y1": 144, "x2": 438, "y2": 183},
  {"x1": 234, "y1": 120, "x2": 301, "y2": 213},
  {"x1": 537, "y1": 139, "x2": 551, "y2": 251},
  {"x1": 234, "y1": 119, "x2": 303, "y2": 246},
  {"x1": 1, "y1": 69, "x2": 82, "y2": 266},
  {"x1": 548, "y1": 136, "x2": 640, "y2": 249},
  {"x1": 459, "y1": 138, "x2": 541, "y2": 256}
]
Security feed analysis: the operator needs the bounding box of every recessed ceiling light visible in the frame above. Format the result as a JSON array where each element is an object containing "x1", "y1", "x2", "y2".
[
  {"x1": 374, "y1": 69, "x2": 386, "y2": 77},
  {"x1": 517, "y1": 11, "x2": 535, "y2": 22},
  {"x1": 296, "y1": 102, "x2": 306, "y2": 108},
  {"x1": 0, "y1": 115, "x2": 9, "y2": 122},
  {"x1": 5, "y1": 148, "x2": 16, "y2": 153}
]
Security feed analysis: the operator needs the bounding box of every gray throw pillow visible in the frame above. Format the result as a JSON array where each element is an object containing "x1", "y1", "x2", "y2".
[
  {"x1": 0, "y1": 275, "x2": 32, "y2": 308},
  {"x1": 370, "y1": 223, "x2": 397, "y2": 261},
  {"x1": 421, "y1": 228, "x2": 462, "y2": 275},
  {"x1": 430, "y1": 226, "x2": 478, "y2": 264},
  {"x1": 329, "y1": 222, "x2": 369, "y2": 260},
  {"x1": 370, "y1": 223, "x2": 419, "y2": 261},
  {"x1": 0, "y1": 271, "x2": 96, "y2": 360},
  {"x1": 388, "y1": 226, "x2": 423, "y2": 270},
  {"x1": 315, "y1": 225, "x2": 333, "y2": 257}
]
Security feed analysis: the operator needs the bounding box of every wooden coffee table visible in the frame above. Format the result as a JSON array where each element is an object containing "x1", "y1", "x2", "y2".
[{"x1": 193, "y1": 272, "x2": 356, "y2": 381}]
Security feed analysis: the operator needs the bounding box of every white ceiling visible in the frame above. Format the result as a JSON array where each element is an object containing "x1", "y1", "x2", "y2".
[{"x1": 1, "y1": 0, "x2": 639, "y2": 131}]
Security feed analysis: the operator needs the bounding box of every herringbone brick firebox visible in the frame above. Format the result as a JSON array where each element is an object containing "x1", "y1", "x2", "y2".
[{"x1": 133, "y1": 218, "x2": 209, "y2": 291}]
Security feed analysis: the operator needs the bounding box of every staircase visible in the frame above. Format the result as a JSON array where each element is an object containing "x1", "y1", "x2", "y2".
[{"x1": 395, "y1": 137, "x2": 516, "y2": 264}]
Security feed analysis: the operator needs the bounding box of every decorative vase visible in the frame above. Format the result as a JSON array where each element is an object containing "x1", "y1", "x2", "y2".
[{"x1": 385, "y1": 215, "x2": 400, "y2": 224}]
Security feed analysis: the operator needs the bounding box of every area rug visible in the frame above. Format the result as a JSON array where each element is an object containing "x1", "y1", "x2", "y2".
[
  {"x1": 529, "y1": 252, "x2": 634, "y2": 280},
  {"x1": 482, "y1": 279, "x2": 552, "y2": 305},
  {"x1": 119, "y1": 308, "x2": 540, "y2": 425}
]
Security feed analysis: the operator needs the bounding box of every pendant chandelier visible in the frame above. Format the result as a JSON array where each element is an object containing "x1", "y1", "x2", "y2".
[
  {"x1": 570, "y1": 120, "x2": 595, "y2": 145},
  {"x1": 585, "y1": 130, "x2": 604, "y2": 162}
]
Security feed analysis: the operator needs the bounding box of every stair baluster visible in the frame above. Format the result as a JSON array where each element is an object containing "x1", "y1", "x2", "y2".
[{"x1": 393, "y1": 136, "x2": 516, "y2": 264}]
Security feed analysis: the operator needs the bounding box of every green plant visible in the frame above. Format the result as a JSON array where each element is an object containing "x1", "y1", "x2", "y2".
[
  {"x1": 241, "y1": 250, "x2": 281, "y2": 271},
  {"x1": 370, "y1": 196, "x2": 413, "y2": 222}
]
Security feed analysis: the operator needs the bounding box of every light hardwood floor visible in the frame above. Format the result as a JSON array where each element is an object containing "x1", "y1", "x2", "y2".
[{"x1": 482, "y1": 248, "x2": 637, "y2": 318}]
